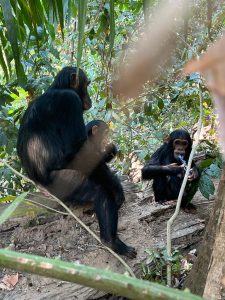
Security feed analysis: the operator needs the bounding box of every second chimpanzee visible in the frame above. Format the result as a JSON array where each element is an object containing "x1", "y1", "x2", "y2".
[
  {"x1": 142, "y1": 129, "x2": 199, "y2": 210},
  {"x1": 85, "y1": 120, "x2": 118, "y2": 163},
  {"x1": 17, "y1": 66, "x2": 136, "y2": 258}
]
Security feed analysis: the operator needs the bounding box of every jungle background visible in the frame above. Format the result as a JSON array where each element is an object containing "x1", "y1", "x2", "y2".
[{"x1": 0, "y1": 1, "x2": 225, "y2": 300}]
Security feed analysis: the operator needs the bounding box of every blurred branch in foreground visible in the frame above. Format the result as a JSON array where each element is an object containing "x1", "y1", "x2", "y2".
[
  {"x1": 112, "y1": 0, "x2": 191, "y2": 99},
  {"x1": 184, "y1": 33, "x2": 225, "y2": 153}
]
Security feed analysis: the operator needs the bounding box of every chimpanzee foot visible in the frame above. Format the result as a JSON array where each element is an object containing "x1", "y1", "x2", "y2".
[
  {"x1": 182, "y1": 203, "x2": 197, "y2": 214},
  {"x1": 159, "y1": 200, "x2": 176, "y2": 206},
  {"x1": 102, "y1": 237, "x2": 137, "y2": 258},
  {"x1": 112, "y1": 237, "x2": 137, "y2": 258},
  {"x1": 165, "y1": 200, "x2": 177, "y2": 206}
]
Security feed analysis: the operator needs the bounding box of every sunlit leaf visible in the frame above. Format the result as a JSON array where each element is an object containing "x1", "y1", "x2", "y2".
[{"x1": 0, "y1": 195, "x2": 16, "y2": 203}]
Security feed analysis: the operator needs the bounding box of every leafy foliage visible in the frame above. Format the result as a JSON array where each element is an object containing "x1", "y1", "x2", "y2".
[
  {"x1": 142, "y1": 248, "x2": 183, "y2": 285},
  {"x1": 0, "y1": 0, "x2": 224, "y2": 202}
]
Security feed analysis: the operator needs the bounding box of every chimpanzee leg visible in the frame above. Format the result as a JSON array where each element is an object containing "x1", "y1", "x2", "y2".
[
  {"x1": 90, "y1": 164, "x2": 125, "y2": 209},
  {"x1": 46, "y1": 169, "x2": 136, "y2": 258},
  {"x1": 94, "y1": 186, "x2": 136, "y2": 258},
  {"x1": 153, "y1": 177, "x2": 167, "y2": 203}
]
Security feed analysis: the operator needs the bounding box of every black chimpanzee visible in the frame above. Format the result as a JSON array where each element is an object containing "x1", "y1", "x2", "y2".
[
  {"x1": 17, "y1": 66, "x2": 136, "y2": 258},
  {"x1": 142, "y1": 129, "x2": 199, "y2": 211}
]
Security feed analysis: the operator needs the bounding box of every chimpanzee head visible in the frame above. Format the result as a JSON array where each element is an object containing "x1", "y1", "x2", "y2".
[
  {"x1": 51, "y1": 66, "x2": 92, "y2": 110},
  {"x1": 86, "y1": 120, "x2": 110, "y2": 153},
  {"x1": 167, "y1": 129, "x2": 192, "y2": 162}
]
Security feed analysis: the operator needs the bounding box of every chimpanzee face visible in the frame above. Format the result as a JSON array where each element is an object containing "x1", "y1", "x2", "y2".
[{"x1": 173, "y1": 139, "x2": 189, "y2": 160}]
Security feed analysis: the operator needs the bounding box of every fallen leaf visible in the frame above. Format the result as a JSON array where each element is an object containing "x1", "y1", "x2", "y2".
[
  {"x1": 1, "y1": 273, "x2": 19, "y2": 290},
  {"x1": 0, "y1": 282, "x2": 13, "y2": 291}
]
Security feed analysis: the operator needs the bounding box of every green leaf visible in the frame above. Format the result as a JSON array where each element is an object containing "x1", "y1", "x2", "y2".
[
  {"x1": 199, "y1": 174, "x2": 215, "y2": 199},
  {"x1": 144, "y1": 102, "x2": 152, "y2": 116},
  {"x1": 0, "y1": 0, "x2": 26, "y2": 86},
  {"x1": 55, "y1": 0, "x2": 64, "y2": 39},
  {"x1": 199, "y1": 158, "x2": 214, "y2": 170},
  {"x1": 0, "y1": 192, "x2": 28, "y2": 225},
  {"x1": 158, "y1": 98, "x2": 164, "y2": 110},
  {"x1": 28, "y1": 0, "x2": 49, "y2": 46},
  {"x1": 27, "y1": 0, "x2": 46, "y2": 25},
  {"x1": 77, "y1": 0, "x2": 88, "y2": 70},
  {"x1": 17, "y1": 0, "x2": 33, "y2": 28},
  {"x1": 0, "y1": 195, "x2": 16, "y2": 203},
  {"x1": 0, "y1": 46, "x2": 9, "y2": 81},
  {"x1": 205, "y1": 164, "x2": 221, "y2": 178}
]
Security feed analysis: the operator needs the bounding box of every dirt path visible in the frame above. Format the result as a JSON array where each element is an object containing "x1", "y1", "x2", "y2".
[{"x1": 0, "y1": 178, "x2": 216, "y2": 300}]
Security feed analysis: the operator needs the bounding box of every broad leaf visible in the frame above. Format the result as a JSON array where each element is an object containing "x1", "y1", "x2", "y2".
[
  {"x1": 199, "y1": 174, "x2": 215, "y2": 199},
  {"x1": 205, "y1": 164, "x2": 221, "y2": 178}
]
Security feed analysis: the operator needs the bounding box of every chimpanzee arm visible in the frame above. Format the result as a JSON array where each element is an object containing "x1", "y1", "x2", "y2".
[
  {"x1": 188, "y1": 162, "x2": 200, "y2": 181},
  {"x1": 142, "y1": 146, "x2": 183, "y2": 180},
  {"x1": 142, "y1": 163, "x2": 181, "y2": 179}
]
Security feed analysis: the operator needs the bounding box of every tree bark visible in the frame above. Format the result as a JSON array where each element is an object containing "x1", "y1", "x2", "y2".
[{"x1": 184, "y1": 165, "x2": 225, "y2": 299}]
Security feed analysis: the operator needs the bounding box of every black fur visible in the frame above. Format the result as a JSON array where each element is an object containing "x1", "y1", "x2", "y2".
[{"x1": 142, "y1": 129, "x2": 199, "y2": 208}]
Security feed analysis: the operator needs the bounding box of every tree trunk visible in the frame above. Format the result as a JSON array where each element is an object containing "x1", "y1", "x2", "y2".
[{"x1": 184, "y1": 165, "x2": 225, "y2": 299}]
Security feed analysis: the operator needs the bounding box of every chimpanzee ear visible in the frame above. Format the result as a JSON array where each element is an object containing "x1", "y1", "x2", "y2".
[
  {"x1": 92, "y1": 125, "x2": 99, "y2": 136},
  {"x1": 164, "y1": 135, "x2": 170, "y2": 144},
  {"x1": 71, "y1": 73, "x2": 79, "y2": 88}
]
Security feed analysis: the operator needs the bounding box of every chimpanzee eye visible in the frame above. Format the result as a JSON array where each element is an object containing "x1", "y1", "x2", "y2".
[{"x1": 181, "y1": 141, "x2": 188, "y2": 147}]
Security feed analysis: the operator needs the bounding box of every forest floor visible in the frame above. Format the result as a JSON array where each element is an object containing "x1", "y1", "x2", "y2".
[{"x1": 0, "y1": 177, "x2": 217, "y2": 300}]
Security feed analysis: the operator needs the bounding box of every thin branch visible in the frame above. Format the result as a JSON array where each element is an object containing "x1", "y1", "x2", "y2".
[
  {"x1": 166, "y1": 76, "x2": 203, "y2": 287},
  {"x1": 25, "y1": 198, "x2": 69, "y2": 216}
]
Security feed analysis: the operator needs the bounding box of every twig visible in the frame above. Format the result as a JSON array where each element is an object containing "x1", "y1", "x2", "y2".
[
  {"x1": 25, "y1": 198, "x2": 69, "y2": 216},
  {"x1": 166, "y1": 76, "x2": 203, "y2": 286},
  {"x1": 0, "y1": 159, "x2": 135, "y2": 277}
]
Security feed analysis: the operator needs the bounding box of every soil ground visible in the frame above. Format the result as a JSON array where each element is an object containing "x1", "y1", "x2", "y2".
[{"x1": 0, "y1": 177, "x2": 217, "y2": 300}]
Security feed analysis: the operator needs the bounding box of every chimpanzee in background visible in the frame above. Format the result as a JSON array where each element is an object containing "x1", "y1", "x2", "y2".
[
  {"x1": 142, "y1": 129, "x2": 199, "y2": 211},
  {"x1": 17, "y1": 66, "x2": 136, "y2": 258}
]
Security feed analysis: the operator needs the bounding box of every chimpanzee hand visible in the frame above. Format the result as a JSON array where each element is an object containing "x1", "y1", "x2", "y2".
[
  {"x1": 187, "y1": 167, "x2": 199, "y2": 181},
  {"x1": 164, "y1": 163, "x2": 184, "y2": 175},
  {"x1": 104, "y1": 143, "x2": 118, "y2": 163}
]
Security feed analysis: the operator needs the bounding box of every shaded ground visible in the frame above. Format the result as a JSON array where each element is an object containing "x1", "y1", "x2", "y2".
[{"x1": 0, "y1": 177, "x2": 216, "y2": 300}]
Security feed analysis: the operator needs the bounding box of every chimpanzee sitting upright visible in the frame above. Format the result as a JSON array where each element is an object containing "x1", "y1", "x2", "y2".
[
  {"x1": 142, "y1": 129, "x2": 199, "y2": 210},
  {"x1": 17, "y1": 66, "x2": 136, "y2": 258},
  {"x1": 85, "y1": 120, "x2": 118, "y2": 163}
]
